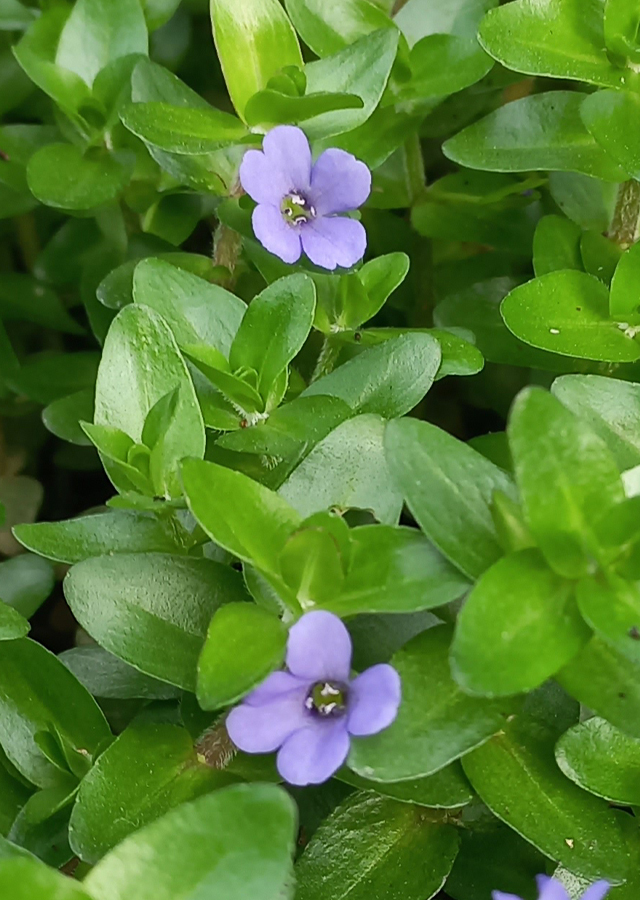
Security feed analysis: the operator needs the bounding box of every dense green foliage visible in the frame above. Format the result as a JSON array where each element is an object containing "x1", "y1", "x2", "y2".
[{"x1": 1, "y1": 0, "x2": 640, "y2": 898}]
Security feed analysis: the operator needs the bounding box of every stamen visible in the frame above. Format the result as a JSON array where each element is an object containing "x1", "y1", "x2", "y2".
[{"x1": 305, "y1": 681, "x2": 348, "y2": 718}]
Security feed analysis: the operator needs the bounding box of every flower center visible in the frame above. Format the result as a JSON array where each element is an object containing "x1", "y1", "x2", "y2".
[
  {"x1": 281, "y1": 192, "x2": 316, "y2": 227},
  {"x1": 305, "y1": 681, "x2": 348, "y2": 718}
]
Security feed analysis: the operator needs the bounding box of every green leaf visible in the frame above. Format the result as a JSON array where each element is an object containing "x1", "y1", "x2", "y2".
[
  {"x1": 0, "y1": 857, "x2": 94, "y2": 900},
  {"x1": 197, "y1": 603, "x2": 287, "y2": 709},
  {"x1": 348, "y1": 625, "x2": 517, "y2": 782},
  {"x1": 295, "y1": 792, "x2": 460, "y2": 900},
  {"x1": 12, "y1": 6, "x2": 92, "y2": 117},
  {"x1": 604, "y1": 0, "x2": 640, "y2": 61},
  {"x1": 0, "y1": 638, "x2": 110, "y2": 788},
  {"x1": 508, "y1": 387, "x2": 625, "y2": 578},
  {"x1": 581, "y1": 90, "x2": 640, "y2": 180},
  {"x1": 27, "y1": 145, "x2": 132, "y2": 212},
  {"x1": 533, "y1": 215, "x2": 583, "y2": 277},
  {"x1": 461, "y1": 716, "x2": 636, "y2": 884},
  {"x1": 385, "y1": 417, "x2": 516, "y2": 579},
  {"x1": 60, "y1": 646, "x2": 180, "y2": 701},
  {"x1": 0, "y1": 0, "x2": 36, "y2": 30},
  {"x1": 552, "y1": 374, "x2": 640, "y2": 470},
  {"x1": 581, "y1": 230, "x2": 622, "y2": 285},
  {"x1": 405, "y1": 34, "x2": 493, "y2": 99},
  {"x1": 609, "y1": 241, "x2": 640, "y2": 323},
  {"x1": 70, "y1": 722, "x2": 235, "y2": 863},
  {"x1": 303, "y1": 333, "x2": 441, "y2": 419},
  {"x1": 210, "y1": 0, "x2": 303, "y2": 121},
  {"x1": 558, "y1": 635, "x2": 640, "y2": 739},
  {"x1": 42, "y1": 389, "x2": 95, "y2": 446},
  {"x1": 395, "y1": 0, "x2": 497, "y2": 47},
  {"x1": 0, "y1": 274, "x2": 82, "y2": 334},
  {"x1": 140, "y1": 0, "x2": 181, "y2": 30},
  {"x1": 338, "y1": 762, "x2": 473, "y2": 809},
  {"x1": 444, "y1": 93, "x2": 628, "y2": 182},
  {"x1": 9, "y1": 351, "x2": 99, "y2": 406},
  {"x1": 244, "y1": 89, "x2": 363, "y2": 128},
  {"x1": 0, "y1": 554, "x2": 54, "y2": 619},
  {"x1": 324, "y1": 525, "x2": 470, "y2": 616},
  {"x1": 83, "y1": 784, "x2": 296, "y2": 900},
  {"x1": 129, "y1": 255, "x2": 242, "y2": 356},
  {"x1": 284, "y1": 0, "x2": 395, "y2": 57},
  {"x1": 64, "y1": 553, "x2": 247, "y2": 691},
  {"x1": 0, "y1": 602, "x2": 29, "y2": 641},
  {"x1": 55, "y1": 0, "x2": 148, "y2": 87},
  {"x1": 121, "y1": 102, "x2": 249, "y2": 154},
  {"x1": 8, "y1": 782, "x2": 75, "y2": 867},
  {"x1": 14, "y1": 510, "x2": 191, "y2": 565},
  {"x1": 501, "y1": 270, "x2": 640, "y2": 363},
  {"x1": 352, "y1": 253, "x2": 410, "y2": 328},
  {"x1": 478, "y1": 0, "x2": 624, "y2": 87},
  {"x1": 556, "y1": 716, "x2": 640, "y2": 805},
  {"x1": 182, "y1": 458, "x2": 301, "y2": 574},
  {"x1": 94, "y1": 304, "x2": 205, "y2": 498},
  {"x1": 280, "y1": 414, "x2": 403, "y2": 525},
  {"x1": 451, "y1": 548, "x2": 588, "y2": 697},
  {"x1": 576, "y1": 575, "x2": 640, "y2": 664},
  {"x1": 229, "y1": 275, "x2": 315, "y2": 401},
  {"x1": 303, "y1": 29, "x2": 399, "y2": 140},
  {"x1": 549, "y1": 171, "x2": 618, "y2": 233},
  {"x1": 280, "y1": 526, "x2": 345, "y2": 609},
  {"x1": 0, "y1": 761, "x2": 32, "y2": 840}
]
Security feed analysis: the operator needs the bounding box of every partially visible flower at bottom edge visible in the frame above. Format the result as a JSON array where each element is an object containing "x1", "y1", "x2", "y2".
[
  {"x1": 493, "y1": 874, "x2": 610, "y2": 900},
  {"x1": 225, "y1": 610, "x2": 401, "y2": 786}
]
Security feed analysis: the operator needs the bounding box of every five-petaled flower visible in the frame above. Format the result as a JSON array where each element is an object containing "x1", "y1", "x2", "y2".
[
  {"x1": 239, "y1": 125, "x2": 371, "y2": 271},
  {"x1": 226, "y1": 610, "x2": 401, "y2": 786},
  {"x1": 493, "y1": 875, "x2": 609, "y2": 900}
]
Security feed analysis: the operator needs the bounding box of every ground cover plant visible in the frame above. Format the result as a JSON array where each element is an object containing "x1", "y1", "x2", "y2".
[{"x1": 1, "y1": 0, "x2": 640, "y2": 898}]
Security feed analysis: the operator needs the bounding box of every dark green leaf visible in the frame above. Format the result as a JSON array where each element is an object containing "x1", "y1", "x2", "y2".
[
  {"x1": 64, "y1": 553, "x2": 247, "y2": 691},
  {"x1": 197, "y1": 603, "x2": 287, "y2": 709},
  {"x1": 59, "y1": 646, "x2": 180, "y2": 701},
  {"x1": 83, "y1": 784, "x2": 296, "y2": 900},
  {"x1": 121, "y1": 102, "x2": 249, "y2": 154},
  {"x1": 385, "y1": 416, "x2": 516, "y2": 579},
  {"x1": 533, "y1": 215, "x2": 583, "y2": 277},
  {"x1": 581, "y1": 89, "x2": 640, "y2": 180},
  {"x1": 444, "y1": 93, "x2": 628, "y2": 182},
  {"x1": 348, "y1": 626, "x2": 517, "y2": 781},
  {"x1": 27, "y1": 145, "x2": 132, "y2": 211},
  {"x1": 295, "y1": 792, "x2": 459, "y2": 900},
  {"x1": 0, "y1": 554, "x2": 54, "y2": 619},
  {"x1": 451, "y1": 548, "x2": 588, "y2": 697},
  {"x1": 70, "y1": 722, "x2": 235, "y2": 862}
]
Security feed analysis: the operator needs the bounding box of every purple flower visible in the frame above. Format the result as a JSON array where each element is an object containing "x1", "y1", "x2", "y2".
[
  {"x1": 493, "y1": 875, "x2": 609, "y2": 900},
  {"x1": 226, "y1": 610, "x2": 401, "y2": 786},
  {"x1": 239, "y1": 125, "x2": 371, "y2": 271}
]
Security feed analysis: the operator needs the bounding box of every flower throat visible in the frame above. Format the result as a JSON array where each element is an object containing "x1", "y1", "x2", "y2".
[{"x1": 281, "y1": 192, "x2": 316, "y2": 227}]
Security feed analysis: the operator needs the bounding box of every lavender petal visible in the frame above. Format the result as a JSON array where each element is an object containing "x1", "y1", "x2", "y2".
[
  {"x1": 262, "y1": 125, "x2": 312, "y2": 194},
  {"x1": 347, "y1": 663, "x2": 401, "y2": 737},
  {"x1": 226, "y1": 683, "x2": 309, "y2": 753},
  {"x1": 580, "y1": 884, "x2": 610, "y2": 900},
  {"x1": 536, "y1": 876, "x2": 569, "y2": 900},
  {"x1": 309, "y1": 148, "x2": 371, "y2": 216},
  {"x1": 240, "y1": 149, "x2": 299, "y2": 206},
  {"x1": 252, "y1": 204, "x2": 302, "y2": 264},
  {"x1": 286, "y1": 610, "x2": 352, "y2": 682},
  {"x1": 245, "y1": 670, "x2": 311, "y2": 707},
  {"x1": 491, "y1": 893, "x2": 525, "y2": 900},
  {"x1": 276, "y1": 720, "x2": 350, "y2": 786},
  {"x1": 300, "y1": 216, "x2": 367, "y2": 270}
]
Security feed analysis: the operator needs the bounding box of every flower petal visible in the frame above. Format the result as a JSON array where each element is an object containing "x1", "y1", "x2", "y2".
[
  {"x1": 286, "y1": 610, "x2": 352, "y2": 682},
  {"x1": 347, "y1": 664, "x2": 401, "y2": 737},
  {"x1": 536, "y1": 876, "x2": 569, "y2": 900},
  {"x1": 309, "y1": 148, "x2": 371, "y2": 216},
  {"x1": 300, "y1": 216, "x2": 366, "y2": 270},
  {"x1": 581, "y1": 883, "x2": 610, "y2": 900},
  {"x1": 245, "y1": 670, "x2": 310, "y2": 707},
  {"x1": 226, "y1": 684, "x2": 309, "y2": 753},
  {"x1": 239, "y1": 149, "x2": 297, "y2": 206},
  {"x1": 263, "y1": 125, "x2": 312, "y2": 194},
  {"x1": 252, "y1": 204, "x2": 302, "y2": 264},
  {"x1": 276, "y1": 720, "x2": 350, "y2": 785},
  {"x1": 491, "y1": 893, "x2": 524, "y2": 900}
]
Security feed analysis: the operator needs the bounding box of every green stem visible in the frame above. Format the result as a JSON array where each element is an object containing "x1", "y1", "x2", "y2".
[
  {"x1": 608, "y1": 179, "x2": 640, "y2": 249},
  {"x1": 15, "y1": 214, "x2": 39, "y2": 272},
  {"x1": 311, "y1": 336, "x2": 340, "y2": 383},
  {"x1": 213, "y1": 222, "x2": 242, "y2": 288},
  {"x1": 404, "y1": 133, "x2": 426, "y2": 205}
]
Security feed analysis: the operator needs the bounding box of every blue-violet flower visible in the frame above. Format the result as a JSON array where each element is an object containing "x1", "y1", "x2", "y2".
[
  {"x1": 493, "y1": 875, "x2": 609, "y2": 900},
  {"x1": 239, "y1": 125, "x2": 371, "y2": 271},
  {"x1": 226, "y1": 610, "x2": 401, "y2": 786}
]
